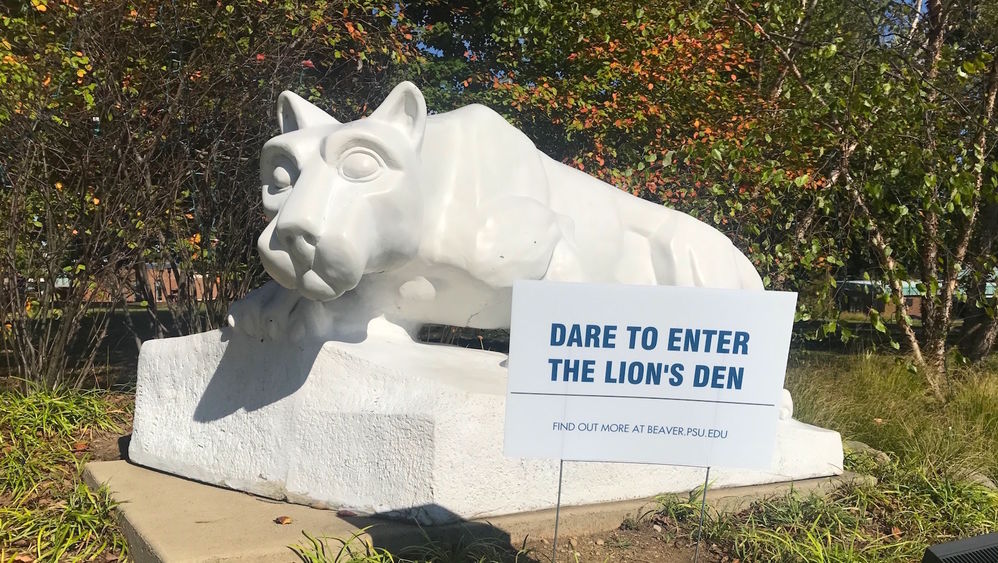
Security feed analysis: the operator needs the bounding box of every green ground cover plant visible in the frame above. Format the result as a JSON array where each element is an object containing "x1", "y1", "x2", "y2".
[
  {"x1": 0, "y1": 388, "x2": 131, "y2": 562},
  {"x1": 291, "y1": 528, "x2": 534, "y2": 563},
  {"x1": 658, "y1": 351, "x2": 998, "y2": 562}
]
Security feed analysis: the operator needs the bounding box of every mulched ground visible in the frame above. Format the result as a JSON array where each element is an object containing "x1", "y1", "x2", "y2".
[
  {"x1": 523, "y1": 517, "x2": 732, "y2": 563},
  {"x1": 88, "y1": 423, "x2": 131, "y2": 463}
]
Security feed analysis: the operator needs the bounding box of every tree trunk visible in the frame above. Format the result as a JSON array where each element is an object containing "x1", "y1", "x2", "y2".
[
  {"x1": 958, "y1": 298, "x2": 998, "y2": 362},
  {"x1": 922, "y1": 328, "x2": 950, "y2": 400},
  {"x1": 133, "y1": 263, "x2": 167, "y2": 340},
  {"x1": 957, "y1": 200, "x2": 998, "y2": 362}
]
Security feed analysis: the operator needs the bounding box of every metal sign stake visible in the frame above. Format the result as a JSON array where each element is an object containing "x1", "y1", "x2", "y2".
[
  {"x1": 551, "y1": 459, "x2": 564, "y2": 562},
  {"x1": 694, "y1": 466, "x2": 711, "y2": 563}
]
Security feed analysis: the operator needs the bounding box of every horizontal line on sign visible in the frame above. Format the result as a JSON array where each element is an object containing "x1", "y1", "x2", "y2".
[{"x1": 509, "y1": 391, "x2": 775, "y2": 407}]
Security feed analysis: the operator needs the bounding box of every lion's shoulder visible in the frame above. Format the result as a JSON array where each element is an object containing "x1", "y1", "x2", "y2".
[
  {"x1": 419, "y1": 104, "x2": 561, "y2": 283},
  {"x1": 426, "y1": 104, "x2": 548, "y2": 201}
]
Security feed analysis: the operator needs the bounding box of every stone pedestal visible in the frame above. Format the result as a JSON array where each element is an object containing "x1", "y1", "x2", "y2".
[{"x1": 129, "y1": 320, "x2": 843, "y2": 524}]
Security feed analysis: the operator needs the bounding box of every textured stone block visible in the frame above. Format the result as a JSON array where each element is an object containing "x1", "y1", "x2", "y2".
[{"x1": 130, "y1": 320, "x2": 843, "y2": 525}]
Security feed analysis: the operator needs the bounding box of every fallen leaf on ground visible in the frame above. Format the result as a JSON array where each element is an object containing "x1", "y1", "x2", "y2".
[
  {"x1": 274, "y1": 515, "x2": 292, "y2": 525},
  {"x1": 72, "y1": 441, "x2": 89, "y2": 452}
]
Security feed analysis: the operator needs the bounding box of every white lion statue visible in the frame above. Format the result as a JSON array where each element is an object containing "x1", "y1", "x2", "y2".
[
  {"x1": 124, "y1": 82, "x2": 834, "y2": 522},
  {"x1": 228, "y1": 81, "x2": 765, "y2": 348}
]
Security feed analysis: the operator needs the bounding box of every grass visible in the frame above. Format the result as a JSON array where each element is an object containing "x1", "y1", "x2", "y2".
[
  {"x1": 655, "y1": 351, "x2": 998, "y2": 562},
  {"x1": 291, "y1": 529, "x2": 400, "y2": 563},
  {"x1": 0, "y1": 387, "x2": 131, "y2": 562},
  {"x1": 290, "y1": 527, "x2": 535, "y2": 563},
  {"x1": 788, "y1": 351, "x2": 998, "y2": 482},
  {"x1": 660, "y1": 453, "x2": 998, "y2": 562}
]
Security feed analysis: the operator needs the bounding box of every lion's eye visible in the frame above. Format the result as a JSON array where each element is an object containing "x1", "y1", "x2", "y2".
[
  {"x1": 273, "y1": 165, "x2": 293, "y2": 188},
  {"x1": 340, "y1": 150, "x2": 382, "y2": 181},
  {"x1": 267, "y1": 154, "x2": 298, "y2": 192}
]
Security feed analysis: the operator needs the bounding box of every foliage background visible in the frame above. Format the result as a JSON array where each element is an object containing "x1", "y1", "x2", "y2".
[{"x1": 2, "y1": 0, "x2": 998, "y2": 395}]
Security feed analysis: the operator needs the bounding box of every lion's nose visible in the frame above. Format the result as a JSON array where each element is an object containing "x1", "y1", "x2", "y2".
[
  {"x1": 273, "y1": 168, "x2": 326, "y2": 255},
  {"x1": 278, "y1": 226, "x2": 318, "y2": 264},
  {"x1": 275, "y1": 196, "x2": 324, "y2": 260},
  {"x1": 289, "y1": 233, "x2": 317, "y2": 263},
  {"x1": 279, "y1": 226, "x2": 317, "y2": 248}
]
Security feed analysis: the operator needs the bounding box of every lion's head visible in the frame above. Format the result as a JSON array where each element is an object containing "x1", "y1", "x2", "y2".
[{"x1": 257, "y1": 82, "x2": 427, "y2": 301}]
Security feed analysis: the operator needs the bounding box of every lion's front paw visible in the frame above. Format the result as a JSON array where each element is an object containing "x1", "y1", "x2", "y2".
[{"x1": 226, "y1": 281, "x2": 304, "y2": 341}]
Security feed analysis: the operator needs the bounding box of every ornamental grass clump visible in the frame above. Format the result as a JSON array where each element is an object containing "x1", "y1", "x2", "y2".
[{"x1": 0, "y1": 388, "x2": 130, "y2": 561}]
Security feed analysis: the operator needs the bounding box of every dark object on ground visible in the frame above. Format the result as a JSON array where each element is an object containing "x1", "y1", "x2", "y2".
[
  {"x1": 117, "y1": 434, "x2": 131, "y2": 461},
  {"x1": 923, "y1": 532, "x2": 998, "y2": 562}
]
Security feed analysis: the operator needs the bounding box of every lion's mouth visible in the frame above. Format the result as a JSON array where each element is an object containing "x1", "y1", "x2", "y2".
[
  {"x1": 263, "y1": 226, "x2": 366, "y2": 302},
  {"x1": 299, "y1": 269, "x2": 340, "y2": 301}
]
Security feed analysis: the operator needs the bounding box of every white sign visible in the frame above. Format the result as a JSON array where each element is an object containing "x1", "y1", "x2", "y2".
[{"x1": 503, "y1": 280, "x2": 797, "y2": 469}]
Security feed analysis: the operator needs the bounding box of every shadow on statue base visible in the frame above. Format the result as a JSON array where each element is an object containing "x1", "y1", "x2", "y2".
[{"x1": 129, "y1": 318, "x2": 844, "y2": 525}]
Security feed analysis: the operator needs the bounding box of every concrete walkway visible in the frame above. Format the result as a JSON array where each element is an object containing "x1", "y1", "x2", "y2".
[{"x1": 84, "y1": 461, "x2": 870, "y2": 563}]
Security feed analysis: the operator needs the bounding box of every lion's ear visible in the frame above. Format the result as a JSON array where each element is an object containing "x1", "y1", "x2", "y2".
[
  {"x1": 369, "y1": 81, "x2": 426, "y2": 148},
  {"x1": 276, "y1": 91, "x2": 339, "y2": 133}
]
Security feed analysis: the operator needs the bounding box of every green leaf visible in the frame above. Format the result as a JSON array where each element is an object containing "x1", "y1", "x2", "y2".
[{"x1": 870, "y1": 311, "x2": 887, "y2": 333}]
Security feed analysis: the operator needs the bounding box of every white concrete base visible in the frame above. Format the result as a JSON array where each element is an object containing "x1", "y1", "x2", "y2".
[{"x1": 129, "y1": 320, "x2": 843, "y2": 525}]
